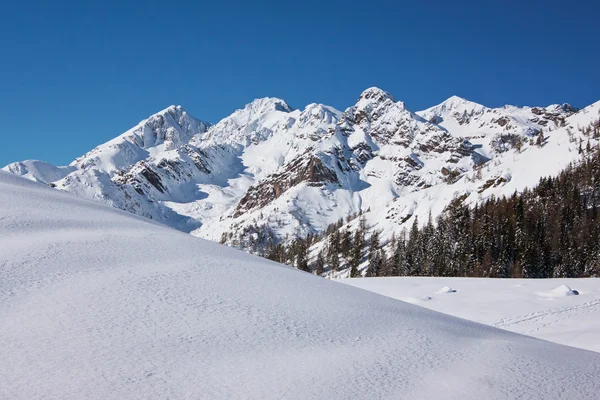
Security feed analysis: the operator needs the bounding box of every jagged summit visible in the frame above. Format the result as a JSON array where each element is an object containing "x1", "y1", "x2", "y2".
[
  {"x1": 298, "y1": 103, "x2": 342, "y2": 126},
  {"x1": 417, "y1": 95, "x2": 487, "y2": 125},
  {"x1": 545, "y1": 103, "x2": 576, "y2": 114},
  {"x1": 438, "y1": 95, "x2": 480, "y2": 109},
  {"x1": 199, "y1": 97, "x2": 295, "y2": 149},
  {"x1": 346, "y1": 87, "x2": 409, "y2": 127},
  {"x1": 358, "y1": 87, "x2": 396, "y2": 103},
  {"x1": 130, "y1": 104, "x2": 210, "y2": 133},
  {"x1": 445, "y1": 95, "x2": 466, "y2": 102},
  {"x1": 422, "y1": 95, "x2": 486, "y2": 114},
  {"x1": 211, "y1": 97, "x2": 294, "y2": 130},
  {"x1": 242, "y1": 97, "x2": 294, "y2": 114},
  {"x1": 150, "y1": 104, "x2": 209, "y2": 127},
  {"x1": 158, "y1": 104, "x2": 183, "y2": 114},
  {"x1": 67, "y1": 105, "x2": 210, "y2": 172}
]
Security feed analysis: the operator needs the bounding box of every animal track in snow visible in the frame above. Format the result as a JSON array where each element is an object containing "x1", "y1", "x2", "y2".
[{"x1": 493, "y1": 298, "x2": 600, "y2": 334}]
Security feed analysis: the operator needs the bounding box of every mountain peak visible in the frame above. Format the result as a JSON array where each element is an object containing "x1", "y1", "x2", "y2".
[
  {"x1": 212, "y1": 97, "x2": 293, "y2": 130},
  {"x1": 200, "y1": 97, "x2": 294, "y2": 149},
  {"x1": 444, "y1": 95, "x2": 467, "y2": 104},
  {"x1": 148, "y1": 105, "x2": 210, "y2": 132},
  {"x1": 145, "y1": 104, "x2": 210, "y2": 135},
  {"x1": 358, "y1": 87, "x2": 396, "y2": 103},
  {"x1": 417, "y1": 95, "x2": 486, "y2": 122},
  {"x1": 438, "y1": 95, "x2": 483, "y2": 109},
  {"x1": 154, "y1": 104, "x2": 186, "y2": 117},
  {"x1": 244, "y1": 97, "x2": 293, "y2": 114},
  {"x1": 544, "y1": 103, "x2": 577, "y2": 114},
  {"x1": 163, "y1": 104, "x2": 181, "y2": 113}
]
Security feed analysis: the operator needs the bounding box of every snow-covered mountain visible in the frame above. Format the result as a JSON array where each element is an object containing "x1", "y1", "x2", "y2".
[
  {"x1": 4, "y1": 88, "x2": 599, "y2": 265},
  {"x1": 2, "y1": 171, "x2": 600, "y2": 399}
]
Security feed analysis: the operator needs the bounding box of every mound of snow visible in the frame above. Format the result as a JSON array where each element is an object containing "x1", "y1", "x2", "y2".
[
  {"x1": 438, "y1": 286, "x2": 457, "y2": 293},
  {"x1": 539, "y1": 285, "x2": 580, "y2": 297},
  {"x1": 1, "y1": 171, "x2": 600, "y2": 399}
]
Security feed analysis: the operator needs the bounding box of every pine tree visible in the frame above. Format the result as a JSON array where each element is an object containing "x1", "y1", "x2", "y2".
[
  {"x1": 431, "y1": 215, "x2": 450, "y2": 276},
  {"x1": 420, "y1": 213, "x2": 435, "y2": 275},
  {"x1": 392, "y1": 230, "x2": 408, "y2": 276},
  {"x1": 314, "y1": 250, "x2": 326, "y2": 276},
  {"x1": 350, "y1": 225, "x2": 365, "y2": 277},
  {"x1": 368, "y1": 230, "x2": 381, "y2": 262},
  {"x1": 341, "y1": 229, "x2": 352, "y2": 255},
  {"x1": 406, "y1": 217, "x2": 421, "y2": 276},
  {"x1": 327, "y1": 230, "x2": 341, "y2": 272}
]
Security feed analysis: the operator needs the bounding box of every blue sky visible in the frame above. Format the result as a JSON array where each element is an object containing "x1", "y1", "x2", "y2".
[{"x1": 1, "y1": 0, "x2": 599, "y2": 166}]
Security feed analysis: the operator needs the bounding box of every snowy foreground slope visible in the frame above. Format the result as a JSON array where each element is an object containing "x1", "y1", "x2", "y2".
[
  {"x1": 343, "y1": 277, "x2": 600, "y2": 353},
  {"x1": 1, "y1": 172, "x2": 600, "y2": 400}
]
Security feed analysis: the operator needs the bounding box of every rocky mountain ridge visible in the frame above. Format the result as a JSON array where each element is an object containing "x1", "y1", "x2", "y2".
[{"x1": 5, "y1": 88, "x2": 598, "y2": 272}]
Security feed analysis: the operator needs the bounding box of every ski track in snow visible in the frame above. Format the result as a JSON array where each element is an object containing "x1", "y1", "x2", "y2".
[{"x1": 2, "y1": 172, "x2": 600, "y2": 399}]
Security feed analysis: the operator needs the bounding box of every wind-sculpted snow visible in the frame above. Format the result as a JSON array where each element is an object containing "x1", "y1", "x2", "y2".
[{"x1": 1, "y1": 171, "x2": 600, "y2": 399}]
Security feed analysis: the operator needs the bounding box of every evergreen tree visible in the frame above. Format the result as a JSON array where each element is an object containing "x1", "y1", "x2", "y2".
[
  {"x1": 406, "y1": 217, "x2": 421, "y2": 276},
  {"x1": 350, "y1": 225, "x2": 366, "y2": 277},
  {"x1": 314, "y1": 250, "x2": 326, "y2": 276},
  {"x1": 368, "y1": 230, "x2": 381, "y2": 262},
  {"x1": 327, "y1": 230, "x2": 341, "y2": 272},
  {"x1": 392, "y1": 230, "x2": 408, "y2": 276}
]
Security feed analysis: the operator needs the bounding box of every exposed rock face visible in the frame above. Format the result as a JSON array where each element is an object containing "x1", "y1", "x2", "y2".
[
  {"x1": 113, "y1": 145, "x2": 215, "y2": 197},
  {"x1": 234, "y1": 156, "x2": 338, "y2": 217}
]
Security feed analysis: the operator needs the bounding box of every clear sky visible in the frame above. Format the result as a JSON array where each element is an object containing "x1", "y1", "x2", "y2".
[{"x1": 1, "y1": 0, "x2": 599, "y2": 166}]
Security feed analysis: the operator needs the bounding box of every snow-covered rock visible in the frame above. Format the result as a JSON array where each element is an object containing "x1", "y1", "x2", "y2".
[
  {"x1": 438, "y1": 286, "x2": 457, "y2": 293},
  {"x1": 538, "y1": 285, "x2": 580, "y2": 297}
]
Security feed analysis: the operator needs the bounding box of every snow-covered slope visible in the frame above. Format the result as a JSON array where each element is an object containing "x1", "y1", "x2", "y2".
[
  {"x1": 1, "y1": 171, "x2": 600, "y2": 400},
  {"x1": 343, "y1": 277, "x2": 600, "y2": 353},
  {"x1": 3, "y1": 90, "x2": 599, "y2": 268}
]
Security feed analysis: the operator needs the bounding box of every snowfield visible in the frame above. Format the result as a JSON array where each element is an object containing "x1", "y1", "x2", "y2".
[
  {"x1": 343, "y1": 277, "x2": 600, "y2": 353},
  {"x1": 1, "y1": 172, "x2": 600, "y2": 400}
]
